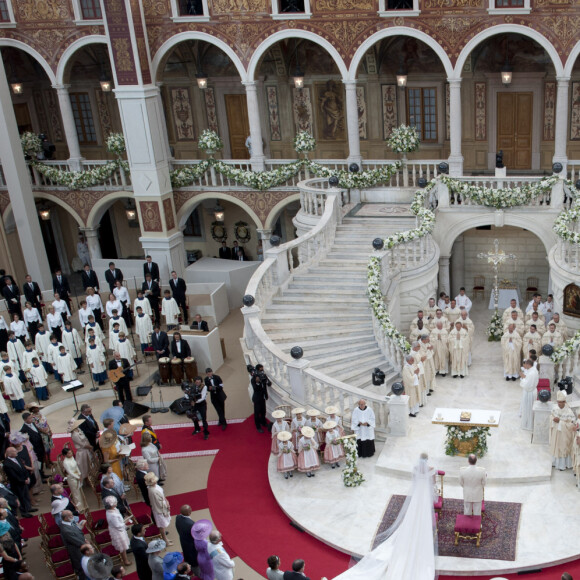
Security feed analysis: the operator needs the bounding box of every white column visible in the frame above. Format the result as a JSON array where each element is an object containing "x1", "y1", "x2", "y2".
[
  {"x1": 439, "y1": 256, "x2": 450, "y2": 297},
  {"x1": 81, "y1": 226, "x2": 102, "y2": 262},
  {"x1": 257, "y1": 228, "x2": 273, "y2": 251},
  {"x1": 243, "y1": 81, "x2": 266, "y2": 172},
  {"x1": 447, "y1": 79, "x2": 463, "y2": 177},
  {"x1": 343, "y1": 80, "x2": 362, "y2": 166},
  {"x1": 553, "y1": 77, "x2": 570, "y2": 174},
  {"x1": 0, "y1": 60, "x2": 52, "y2": 289},
  {"x1": 53, "y1": 84, "x2": 84, "y2": 171}
]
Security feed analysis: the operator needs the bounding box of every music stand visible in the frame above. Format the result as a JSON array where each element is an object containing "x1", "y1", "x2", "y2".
[{"x1": 62, "y1": 380, "x2": 84, "y2": 413}]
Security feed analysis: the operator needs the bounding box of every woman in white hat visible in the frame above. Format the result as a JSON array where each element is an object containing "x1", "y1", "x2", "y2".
[
  {"x1": 276, "y1": 431, "x2": 296, "y2": 479},
  {"x1": 306, "y1": 409, "x2": 324, "y2": 446},
  {"x1": 146, "y1": 538, "x2": 167, "y2": 580},
  {"x1": 61, "y1": 448, "x2": 87, "y2": 511},
  {"x1": 104, "y1": 495, "x2": 132, "y2": 567},
  {"x1": 297, "y1": 426, "x2": 319, "y2": 478},
  {"x1": 141, "y1": 431, "x2": 167, "y2": 480},
  {"x1": 67, "y1": 418, "x2": 93, "y2": 484},
  {"x1": 325, "y1": 406, "x2": 345, "y2": 436},
  {"x1": 270, "y1": 410, "x2": 290, "y2": 455},
  {"x1": 323, "y1": 420, "x2": 345, "y2": 469},
  {"x1": 144, "y1": 472, "x2": 173, "y2": 546},
  {"x1": 290, "y1": 408, "x2": 306, "y2": 448}
]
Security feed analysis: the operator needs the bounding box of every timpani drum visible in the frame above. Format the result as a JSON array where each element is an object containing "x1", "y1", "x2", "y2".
[
  {"x1": 158, "y1": 357, "x2": 171, "y2": 384},
  {"x1": 184, "y1": 357, "x2": 198, "y2": 381},
  {"x1": 171, "y1": 358, "x2": 184, "y2": 384}
]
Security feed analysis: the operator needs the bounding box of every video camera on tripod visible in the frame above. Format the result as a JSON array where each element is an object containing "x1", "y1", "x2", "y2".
[{"x1": 181, "y1": 381, "x2": 204, "y2": 420}]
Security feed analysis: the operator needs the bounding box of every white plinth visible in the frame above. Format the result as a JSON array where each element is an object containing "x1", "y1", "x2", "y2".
[
  {"x1": 495, "y1": 166, "x2": 507, "y2": 177},
  {"x1": 387, "y1": 394, "x2": 409, "y2": 436},
  {"x1": 532, "y1": 401, "x2": 553, "y2": 445},
  {"x1": 538, "y1": 355, "x2": 555, "y2": 388},
  {"x1": 180, "y1": 327, "x2": 224, "y2": 371}
]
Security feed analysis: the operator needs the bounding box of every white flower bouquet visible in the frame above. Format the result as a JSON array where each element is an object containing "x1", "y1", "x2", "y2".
[
  {"x1": 106, "y1": 133, "x2": 126, "y2": 156},
  {"x1": 342, "y1": 437, "x2": 364, "y2": 487},
  {"x1": 198, "y1": 130, "x2": 224, "y2": 154},
  {"x1": 387, "y1": 124, "x2": 420, "y2": 154},
  {"x1": 293, "y1": 131, "x2": 316, "y2": 154},
  {"x1": 486, "y1": 309, "x2": 503, "y2": 342},
  {"x1": 20, "y1": 132, "x2": 42, "y2": 156}
]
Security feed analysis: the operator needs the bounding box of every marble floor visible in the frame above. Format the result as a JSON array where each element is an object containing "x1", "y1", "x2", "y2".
[{"x1": 269, "y1": 301, "x2": 580, "y2": 576}]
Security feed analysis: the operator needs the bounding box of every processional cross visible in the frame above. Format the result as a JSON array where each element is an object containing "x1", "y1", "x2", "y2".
[{"x1": 477, "y1": 239, "x2": 517, "y2": 310}]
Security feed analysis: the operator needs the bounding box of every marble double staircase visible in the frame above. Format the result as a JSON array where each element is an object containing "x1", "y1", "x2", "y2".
[{"x1": 261, "y1": 215, "x2": 415, "y2": 394}]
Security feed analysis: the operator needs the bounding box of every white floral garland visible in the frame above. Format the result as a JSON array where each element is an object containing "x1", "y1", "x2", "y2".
[
  {"x1": 21, "y1": 132, "x2": 42, "y2": 156},
  {"x1": 341, "y1": 437, "x2": 364, "y2": 487},
  {"x1": 294, "y1": 131, "x2": 316, "y2": 153},
  {"x1": 198, "y1": 129, "x2": 224, "y2": 153},
  {"x1": 387, "y1": 124, "x2": 420, "y2": 154}
]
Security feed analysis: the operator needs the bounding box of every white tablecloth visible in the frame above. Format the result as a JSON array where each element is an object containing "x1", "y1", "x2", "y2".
[
  {"x1": 488, "y1": 288, "x2": 521, "y2": 310},
  {"x1": 431, "y1": 407, "x2": 502, "y2": 427}
]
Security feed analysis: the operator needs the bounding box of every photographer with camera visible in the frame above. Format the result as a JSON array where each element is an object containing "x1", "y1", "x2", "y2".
[
  {"x1": 251, "y1": 363, "x2": 271, "y2": 433},
  {"x1": 184, "y1": 377, "x2": 209, "y2": 440}
]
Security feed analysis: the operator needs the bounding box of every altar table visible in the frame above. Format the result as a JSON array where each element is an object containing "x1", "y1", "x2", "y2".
[{"x1": 488, "y1": 287, "x2": 521, "y2": 310}]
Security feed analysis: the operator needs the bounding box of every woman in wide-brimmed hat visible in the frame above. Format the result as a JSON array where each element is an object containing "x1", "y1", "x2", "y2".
[
  {"x1": 99, "y1": 421, "x2": 123, "y2": 480},
  {"x1": 67, "y1": 418, "x2": 93, "y2": 483},
  {"x1": 297, "y1": 425, "x2": 320, "y2": 478},
  {"x1": 191, "y1": 519, "x2": 213, "y2": 580},
  {"x1": 61, "y1": 447, "x2": 87, "y2": 511},
  {"x1": 145, "y1": 538, "x2": 166, "y2": 580},
  {"x1": 144, "y1": 472, "x2": 172, "y2": 547},
  {"x1": 104, "y1": 495, "x2": 132, "y2": 567}
]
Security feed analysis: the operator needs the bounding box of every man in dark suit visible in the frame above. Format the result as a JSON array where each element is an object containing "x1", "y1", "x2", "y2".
[
  {"x1": 3, "y1": 447, "x2": 34, "y2": 517},
  {"x1": 283, "y1": 559, "x2": 311, "y2": 580},
  {"x1": 231, "y1": 241, "x2": 246, "y2": 261},
  {"x1": 50, "y1": 483, "x2": 78, "y2": 516},
  {"x1": 169, "y1": 270, "x2": 188, "y2": 324},
  {"x1": 108, "y1": 353, "x2": 133, "y2": 403},
  {"x1": 81, "y1": 264, "x2": 99, "y2": 293},
  {"x1": 190, "y1": 313, "x2": 209, "y2": 332},
  {"x1": 218, "y1": 241, "x2": 231, "y2": 260},
  {"x1": 53, "y1": 269, "x2": 72, "y2": 310},
  {"x1": 130, "y1": 524, "x2": 152, "y2": 580},
  {"x1": 205, "y1": 368, "x2": 227, "y2": 430},
  {"x1": 2, "y1": 278, "x2": 21, "y2": 318},
  {"x1": 0, "y1": 474, "x2": 19, "y2": 513},
  {"x1": 21, "y1": 412, "x2": 46, "y2": 473},
  {"x1": 175, "y1": 505, "x2": 198, "y2": 569},
  {"x1": 251, "y1": 364, "x2": 271, "y2": 433},
  {"x1": 142, "y1": 274, "x2": 161, "y2": 325},
  {"x1": 23, "y1": 275, "x2": 42, "y2": 316},
  {"x1": 170, "y1": 332, "x2": 191, "y2": 362},
  {"x1": 101, "y1": 476, "x2": 129, "y2": 515},
  {"x1": 105, "y1": 262, "x2": 123, "y2": 292},
  {"x1": 151, "y1": 325, "x2": 169, "y2": 359},
  {"x1": 77, "y1": 404, "x2": 100, "y2": 450},
  {"x1": 59, "y1": 510, "x2": 87, "y2": 580},
  {"x1": 143, "y1": 256, "x2": 160, "y2": 283},
  {"x1": 135, "y1": 460, "x2": 151, "y2": 508}
]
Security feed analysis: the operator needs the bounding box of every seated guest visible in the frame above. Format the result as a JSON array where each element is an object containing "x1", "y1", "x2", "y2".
[{"x1": 190, "y1": 314, "x2": 209, "y2": 332}]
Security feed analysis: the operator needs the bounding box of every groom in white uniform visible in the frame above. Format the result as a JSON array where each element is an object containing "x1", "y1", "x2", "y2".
[{"x1": 458, "y1": 454, "x2": 487, "y2": 516}]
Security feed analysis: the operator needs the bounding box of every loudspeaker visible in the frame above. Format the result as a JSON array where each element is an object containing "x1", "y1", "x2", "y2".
[
  {"x1": 136, "y1": 386, "x2": 152, "y2": 397},
  {"x1": 169, "y1": 397, "x2": 191, "y2": 415},
  {"x1": 123, "y1": 400, "x2": 150, "y2": 418}
]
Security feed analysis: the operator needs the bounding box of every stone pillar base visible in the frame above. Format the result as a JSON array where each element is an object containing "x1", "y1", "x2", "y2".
[
  {"x1": 287, "y1": 358, "x2": 310, "y2": 405},
  {"x1": 387, "y1": 394, "x2": 409, "y2": 436},
  {"x1": 139, "y1": 231, "x2": 186, "y2": 280},
  {"x1": 532, "y1": 400, "x2": 552, "y2": 445}
]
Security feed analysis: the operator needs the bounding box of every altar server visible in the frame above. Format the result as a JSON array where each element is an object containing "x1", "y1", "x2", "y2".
[
  {"x1": 161, "y1": 290, "x2": 180, "y2": 329},
  {"x1": 55, "y1": 345, "x2": 77, "y2": 382},
  {"x1": 431, "y1": 321, "x2": 449, "y2": 376},
  {"x1": 297, "y1": 426, "x2": 319, "y2": 477},
  {"x1": 351, "y1": 398, "x2": 375, "y2": 457},
  {"x1": 28, "y1": 357, "x2": 49, "y2": 401},
  {"x1": 135, "y1": 306, "x2": 153, "y2": 353},
  {"x1": 454, "y1": 287, "x2": 472, "y2": 313},
  {"x1": 522, "y1": 325, "x2": 542, "y2": 360},
  {"x1": 86, "y1": 337, "x2": 107, "y2": 386},
  {"x1": 323, "y1": 420, "x2": 345, "y2": 468},
  {"x1": 542, "y1": 322, "x2": 563, "y2": 349},
  {"x1": 518, "y1": 359, "x2": 538, "y2": 431},
  {"x1": 134, "y1": 290, "x2": 153, "y2": 318},
  {"x1": 270, "y1": 410, "x2": 290, "y2": 455},
  {"x1": 550, "y1": 390, "x2": 576, "y2": 470},
  {"x1": 290, "y1": 407, "x2": 307, "y2": 448},
  {"x1": 2, "y1": 365, "x2": 25, "y2": 411},
  {"x1": 277, "y1": 431, "x2": 297, "y2": 479},
  {"x1": 502, "y1": 300, "x2": 523, "y2": 322},
  {"x1": 449, "y1": 321, "x2": 469, "y2": 378},
  {"x1": 34, "y1": 324, "x2": 52, "y2": 373},
  {"x1": 62, "y1": 321, "x2": 84, "y2": 370}
]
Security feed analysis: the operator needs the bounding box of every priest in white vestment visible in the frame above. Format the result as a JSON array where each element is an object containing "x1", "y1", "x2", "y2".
[
  {"x1": 424, "y1": 298, "x2": 438, "y2": 320},
  {"x1": 542, "y1": 323, "x2": 563, "y2": 349},
  {"x1": 519, "y1": 359, "x2": 539, "y2": 431},
  {"x1": 501, "y1": 324, "x2": 522, "y2": 380},
  {"x1": 544, "y1": 294, "x2": 554, "y2": 324},
  {"x1": 525, "y1": 303, "x2": 546, "y2": 323},
  {"x1": 522, "y1": 325, "x2": 542, "y2": 359},
  {"x1": 161, "y1": 292, "x2": 180, "y2": 328},
  {"x1": 444, "y1": 299, "x2": 461, "y2": 327},
  {"x1": 409, "y1": 311, "x2": 426, "y2": 332},
  {"x1": 409, "y1": 321, "x2": 428, "y2": 344},
  {"x1": 454, "y1": 287, "x2": 472, "y2": 313},
  {"x1": 420, "y1": 335, "x2": 436, "y2": 394},
  {"x1": 428, "y1": 309, "x2": 448, "y2": 331},
  {"x1": 502, "y1": 299, "x2": 523, "y2": 323},
  {"x1": 503, "y1": 311, "x2": 525, "y2": 337},
  {"x1": 351, "y1": 399, "x2": 375, "y2": 457},
  {"x1": 550, "y1": 390, "x2": 576, "y2": 470},
  {"x1": 552, "y1": 313, "x2": 568, "y2": 340},
  {"x1": 449, "y1": 321, "x2": 469, "y2": 378},
  {"x1": 431, "y1": 322, "x2": 449, "y2": 376},
  {"x1": 459, "y1": 310, "x2": 475, "y2": 365},
  {"x1": 525, "y1": 313, "x2": 545, "y2": 336},
  {"x1": 402, "y1": 355, "x2": 420, "y2": 416},
  {"x1": 411, "y1": 341, "x2": 427, "y2": 402}
]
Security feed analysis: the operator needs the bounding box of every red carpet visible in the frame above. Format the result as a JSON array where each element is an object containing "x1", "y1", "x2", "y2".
[{"x1": 207, "y1": 417, "x2": 351, "y2": 579}]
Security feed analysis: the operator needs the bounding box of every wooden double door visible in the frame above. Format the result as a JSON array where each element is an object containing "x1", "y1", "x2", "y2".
[
  {"x1": 224, "y1": 94, "x2": 250, "y2": 159},
  {"x1": 497, "y1": 92, "x2": 533, "y2": 171}
]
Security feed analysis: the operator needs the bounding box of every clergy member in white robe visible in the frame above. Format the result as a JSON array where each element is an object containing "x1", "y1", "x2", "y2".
[
  {"x1": 519, "y1": 359, "x2": 538, "y2": 431},
  {"x1": 449, "y1": 321, "x2": 469, "y2": 378},
  {"x1": 135, "y1": 308, "x2": 153, "y2": 353},
  {"x1": 525, "y1": 314, "x2": 545, "y2": 336},
  {"x1": 431, "y1": 322, "x2": 449, "y2": 376},
  {"x1": 502, "y1": 299, "x2": 523, "y2": 323},
  {"x1": 542, "y1": 323, "x2": 563, "y2": 349},
  {"x1": 424, "y1": 298, "x2": 438, "y2": 320},
  {"x1": 552, "y1": 313, "x2": 568, "y2": 340},
  {"x1": 351, "y1": 399, "x2": 375, "y2": 457},
  {"x1": 503, "y1": 312, "x2": 525, "y2": 337},
  {"x1": 459, "y1": 310, "x2": 475, "y2": 365},
  {"x1": 161, "y1": 292, "x2": 180, "y2": 328},
  {"x1": 550, "y1": 390, "x2": 576, "y2": 470},
  {"x1": 55, "y1": 346, "x2": 77, "y2": 382},
  {"x1": 402, "y1": 355, "x2": 420, "y2": 416},
  {"x1": 501, "y1": 324, "x2": 522, "y2": 380},
  {"x1": 444, "y1": 300, "x2": 461, "y2": 327},
  {"x1": 428, "y1": 310, "x2": 448, "y2": 331},
  {"x1": 522, "y1": 326, "x2": 542, "y2": 359},
  {"x1": 454, "y1": 288, "x2": 472, "y2": 313}
]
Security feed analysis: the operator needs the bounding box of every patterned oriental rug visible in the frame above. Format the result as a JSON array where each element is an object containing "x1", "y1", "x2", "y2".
[{"x1": 373, "y1": 495, "x2": 522, "y2": 561}]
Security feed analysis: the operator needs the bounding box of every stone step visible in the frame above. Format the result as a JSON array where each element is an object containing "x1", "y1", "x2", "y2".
[
  {"x1": 281, "y1": 287, "x2": 366, "y2": 297},
  {"x1": 277, "y1": 337, "x2": 378, "y2": 356},
  {"x1": 272, "y1": 296, "x2": 368, "y2": 306},
  {"x1": 290, "y1": 279, "x2": 367, "y2": 288},
  {"x1": 321, "y1": 256, "x2": 370, "y2": 264},
  {"x1": 264, "y1": 327, "x2": 370, "y2": 341},
  {"x1": 303, "y1": 267, "x2": 366, "y2": 277},
  {"x1": 266, "y1": 302, "x2": 368, "y2": 313},
  {"x1": 305, "y1": 345, "x2": 382, "y2": 365},
  {"x1": 318, "y1": 352, "x2": 386, "y2": 376},
  {"x1": 261, "y1": 313, "x2": 371, "y2": 324}
]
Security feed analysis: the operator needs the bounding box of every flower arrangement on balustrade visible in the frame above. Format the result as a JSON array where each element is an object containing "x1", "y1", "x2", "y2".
[
  {"x1": 198, "y1": 129, "x2": 224, "y2": 155},
  {"x1": 486, "y1": 309, "x2": 504, "y2": 342},
  {"x1": 444, "y1": 425, "x2": 491, "y2": 458},
  {"x1": 387, "y1": 124, "x2": 420, "y2": 154},
  {"x1": 21, "y1": 131, "x2": 129, "y2": 190},
  {"x1": 554, "y1": 182, "x2": 580, "y2": 244},
  {"x1": 551, "y1": 330, "x2": 580, "y2": 363},
  {"x1": 293, "y1": 131, "x2": 316, "y2": 155},
  {"x1": 341, "y1": 437, "x2": 364, "y2": 487}
]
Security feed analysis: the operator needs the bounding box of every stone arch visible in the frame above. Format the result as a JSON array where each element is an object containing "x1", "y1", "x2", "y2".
[
  {"x1": 3, "y1": 193, "x2": 85, "y2": 229},
  {"x1": 349, "y1": 27, "x2": 454, "y2": 80},
  {"x1": 0, "y1": 39, "x2": 56, "y2": 84},
  {"x1": 248, "y1": 30, "x2": 348, "y2": 82},
  {"x1": 564, "y1": 40, "x2": 580, "y2": 77},
  {"x1": 454, "y1": 24, "x2": 563, "y2": 80},
  {"x1": 56, "y1": 35, "x2": 109, "y2": 86},
  {"x1": 176, "y1": 193, "x2": 262, "y2": 231},
  {"x1": 151, "y1": 31, "x2": 247, "y2": 83},
  {"x1": 86, "y1": 191, "x2": 134, "y2": 229},
  {"x1": 435, "y1": 211, "x2": 556, "y2": 256},
  {"x1": 264, "y1": 193, "x2": 301, "y2": 230}
]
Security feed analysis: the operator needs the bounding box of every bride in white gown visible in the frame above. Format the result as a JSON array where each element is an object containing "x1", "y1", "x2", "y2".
[{"x1": 335, "y1": 452, "x2": 437, "y2": 580}]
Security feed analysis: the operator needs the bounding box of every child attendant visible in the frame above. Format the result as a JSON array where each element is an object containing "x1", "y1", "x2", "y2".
[
  {"x1": 86, "y1": 337, "x2": 107, "y2": 386},
  {"x1": 22, "y1": 341, "x2": 39, "y2": 373},
  {"x1": 270, "y1": 410, "x2": 290, "y2": 455},
  {"x1": 134, "y1": 290, "x2": 152, "y2": 318},
  {"x1": 135, "y1": 306, "x2": 153, "y2": 353},
  {"x1": 56, "y1": 345, "x2": 77, "y2": 383},
  {"x1": 297, "y1": 426, "x2": 319, "y2": 478},
  {"x1": 85, "y1": 314, "x2": 105, "y2": 342},
  {"x1": 47, "y1": 335, "x2": 64, "y2": 381},
  {"x1": 323, "y1": 420, "x2": 345, "y2": 469},
  {"x1": 306, "y1": 409, "x2": 324, "y2": 446},
  {"x1": 277, "y1": 431, "x2": 297, "y2": 480},
  {"x1": 325, "y1": 405, "x2": 345, "y2": 436},
  {"x1": 29, "y1": 357, "x2": 49, "y2": 400},
  {"x1": 109, "y1": 322, "x2": 121, "y2": 352},
  {"x1": 62, "y1": 321, "x2": 84, "y2": 371},
  {"x1": 290, "y1": 407, "x2": 307, "y2": 448},
  {"x1": 3, "y1": 365, "x2": 25, "y2": 411},
  {"x1": 108, "y1": 310, "x2": 128, "y2": 335},
  {"x1": 161, "y1": 290, "x2": 180, "y2": 329},
  {"x1": 117, "y1": 332, "x2": 137, "y2": 368}
]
